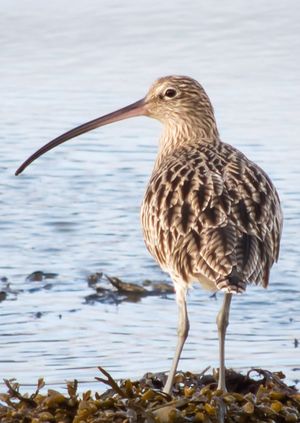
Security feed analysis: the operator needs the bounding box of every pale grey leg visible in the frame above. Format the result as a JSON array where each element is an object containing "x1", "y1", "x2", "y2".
[
  {"x1": 163, "y1": 283, "x2": 189, "y2": 395},
  {"x1": 216, "y1": 293, "x2": 232, "y2": 391}
]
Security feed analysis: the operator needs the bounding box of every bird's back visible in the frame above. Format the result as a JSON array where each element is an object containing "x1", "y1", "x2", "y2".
[{"x1": 141, "y1": 140, "x2": 282, "y2": 293}]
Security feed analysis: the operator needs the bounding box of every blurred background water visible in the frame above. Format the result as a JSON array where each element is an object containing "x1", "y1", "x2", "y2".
[{"x1": 0, "y1": 0, "x2": 299, "y2": 392}]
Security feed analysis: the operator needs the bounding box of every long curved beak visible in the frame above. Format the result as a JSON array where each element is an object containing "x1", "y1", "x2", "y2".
[{"x1": 15, "y1": 98, "x2": 146, "y2": 175}]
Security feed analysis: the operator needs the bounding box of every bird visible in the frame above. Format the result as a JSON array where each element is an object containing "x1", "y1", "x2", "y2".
[{"x1": 15, "y1": 75, "x2": 283, "y2": 395}]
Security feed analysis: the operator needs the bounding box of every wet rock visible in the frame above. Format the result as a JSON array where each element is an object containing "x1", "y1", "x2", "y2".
[
  {"x1": 87, "y1": 272, "x2": 103, "y2": 286},
  {"x1": 85, "y1": 291, "x2": 122, "y2": 306},
  {"x1": 0, "y1": 291, "x2": 7, "y2": 302},
  {"x1": 106, "y1": 275, "x2": 149, "y2": 295},
  {"x1": 26, "y1": 271, "x2": 58, "y2": 282},
  {"x1": 149, "y1": 281, "x2": 174, "y2": 295},
  {"x1": 0, "y1": 279, "x2": 20, "y2": 302}
]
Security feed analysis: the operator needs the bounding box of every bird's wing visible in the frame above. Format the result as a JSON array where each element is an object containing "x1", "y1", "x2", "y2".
[
  {"x1": 221, "y1": 146, "x2": 283, "y2": 288},
  {"x1": 141, "y1": 145, "x2": 282, "y2": 292}
]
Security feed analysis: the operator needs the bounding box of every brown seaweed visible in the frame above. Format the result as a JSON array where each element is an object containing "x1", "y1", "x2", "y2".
[
  {"x1": 0, "y1": 368, "x2": 299, "y2": 422},
  {"x1": 85, "y1": 273, "x2": 174, "y2": 304}
]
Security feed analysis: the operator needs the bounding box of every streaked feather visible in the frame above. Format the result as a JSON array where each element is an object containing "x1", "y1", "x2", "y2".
[
  {"x1": 142, "y1": 140, "x2": 282, "y2": 293},
  {"x1": 141, "y1": 76, "x2": 282, "y2": 294}
]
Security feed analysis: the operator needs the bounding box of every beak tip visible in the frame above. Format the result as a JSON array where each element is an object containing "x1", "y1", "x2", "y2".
[{"x1": 15, "y1": 167, "x2": 22, "y2": 176}]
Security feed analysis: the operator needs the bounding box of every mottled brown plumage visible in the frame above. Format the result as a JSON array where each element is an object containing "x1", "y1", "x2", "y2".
[
  {"x1": 142, "y1": 131, "x2": 282, "y2": 294},
  {"x1": 15, "y1": 75, "x2": 283, "y2": 398},
  {"x1": 139, "y1": 76, "x2": 282, "y2": 397},
  {"x1": 141, "y1": 76, "x2": 282, "y2": 296}
]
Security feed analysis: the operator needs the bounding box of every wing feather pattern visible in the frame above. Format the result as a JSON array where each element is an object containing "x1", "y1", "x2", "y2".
[{"x1": 141, "y1": 142, "x2": 282, "y2": 293}]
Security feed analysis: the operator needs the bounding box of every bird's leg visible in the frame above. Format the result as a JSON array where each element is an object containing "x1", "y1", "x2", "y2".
[
  {"x1": 216, "y1": 292, "x2": 232, "y2": 391},
  {"x1": 163, "y1": 283, "x2": 189, "y2": 395}
]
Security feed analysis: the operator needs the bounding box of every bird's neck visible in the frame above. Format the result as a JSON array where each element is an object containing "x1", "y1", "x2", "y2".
[{"x1": 154, "y1": 119, "x2": 220, "y2": 171}]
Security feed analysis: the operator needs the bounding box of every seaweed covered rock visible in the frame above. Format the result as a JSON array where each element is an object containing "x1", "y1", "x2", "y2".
[{"x1": 0, "y1": 367, "x2": 299, "y2": 422}]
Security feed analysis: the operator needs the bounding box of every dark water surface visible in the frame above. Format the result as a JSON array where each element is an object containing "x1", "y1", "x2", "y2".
[{"x1": 1, "y1": 0, "x2": 299, "y2": 391}]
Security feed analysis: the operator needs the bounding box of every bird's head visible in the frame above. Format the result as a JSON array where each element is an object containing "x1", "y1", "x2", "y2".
[
  {"x1": 145, "y1": 75, "x2": 214, "y2": 125},
  {"x1": 15, "y1": 75, "x2": 217, "y2": 175}
]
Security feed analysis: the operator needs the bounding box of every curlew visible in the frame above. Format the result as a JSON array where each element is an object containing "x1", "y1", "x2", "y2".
[{"x1": 16, "y1": 76, "x2": 283, "y2": 394}]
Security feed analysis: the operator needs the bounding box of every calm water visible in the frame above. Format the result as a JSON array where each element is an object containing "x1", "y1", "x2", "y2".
[{"x1": 1, "y1": 0, "x2": 299, "y2": 392}]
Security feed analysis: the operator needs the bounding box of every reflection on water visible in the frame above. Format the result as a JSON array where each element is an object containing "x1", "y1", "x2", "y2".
[{"x1": 1, "y1": 0, "x2": 299, "y2": 391}]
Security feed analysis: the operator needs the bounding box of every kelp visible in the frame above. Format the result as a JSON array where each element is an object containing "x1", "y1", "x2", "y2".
[{"x1": 0, "y1": 367, "x2": 299, "y2": 422}]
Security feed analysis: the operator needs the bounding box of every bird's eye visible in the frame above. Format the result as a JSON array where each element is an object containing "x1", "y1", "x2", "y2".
[{"x1": 164, "y1": 88, "x2": 177, "y2": 98}]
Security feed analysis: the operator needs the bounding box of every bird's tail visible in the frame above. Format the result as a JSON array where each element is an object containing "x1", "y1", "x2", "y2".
[{"x1": 216, "y1": 273, "x2": 246, "y2": 294}]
